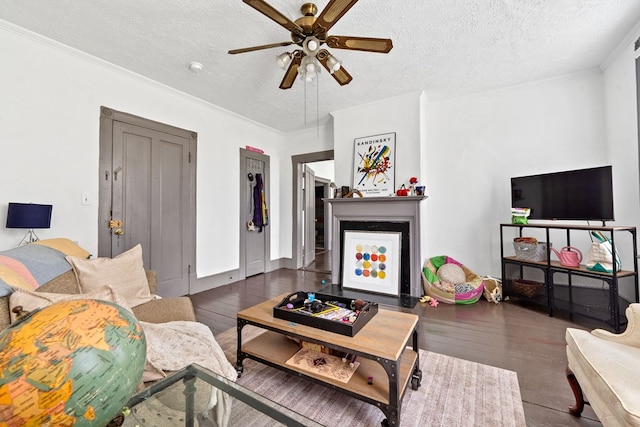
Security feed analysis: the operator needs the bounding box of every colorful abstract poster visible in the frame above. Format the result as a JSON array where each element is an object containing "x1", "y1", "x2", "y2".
[
  {"x1": 352, "y1": 132, "x2": 396, "y2": 197},
  {"x1": 342, "y1": 231, "x2": 401, "y2": 296}
]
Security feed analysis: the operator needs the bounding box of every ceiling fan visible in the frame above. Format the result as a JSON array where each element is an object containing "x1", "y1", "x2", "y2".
[{"x1": 228, "y1": 0, "x2": 393, "y2": 89}]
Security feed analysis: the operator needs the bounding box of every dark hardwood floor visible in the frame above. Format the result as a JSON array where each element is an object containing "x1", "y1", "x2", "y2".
[
  {"x1": 190, "y1": 265, "x2": 604, "y2": 426},
  {"x1": 299, "y1": 248, "x2": 332, "y2": 273}
]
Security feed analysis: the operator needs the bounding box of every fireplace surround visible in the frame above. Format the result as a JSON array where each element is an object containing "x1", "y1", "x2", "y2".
[{"x1": 326, "y1": 196, "x2": 426, "y2": 299}]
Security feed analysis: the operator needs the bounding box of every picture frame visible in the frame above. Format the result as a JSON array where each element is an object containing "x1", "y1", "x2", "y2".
[
  {"x1": 352, "y1": 132, "x2": 396, "y2": 197},
  {"x1": 342, "y1": 230, "x2": 401, "y2": 296}
]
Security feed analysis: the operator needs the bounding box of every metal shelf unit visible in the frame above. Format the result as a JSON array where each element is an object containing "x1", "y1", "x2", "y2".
[{"x1": 500, "y1": 223, "x2": 638, "y2": 332}]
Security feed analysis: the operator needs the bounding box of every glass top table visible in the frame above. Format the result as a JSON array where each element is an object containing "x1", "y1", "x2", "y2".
[{"x1": 121, "y1": 363, "x2": 322, "y2": 427}]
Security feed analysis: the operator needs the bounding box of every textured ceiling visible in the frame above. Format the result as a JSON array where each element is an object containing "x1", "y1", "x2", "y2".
[{"x1": 1, "y1": 0, "x2": 640, "y2": 132}]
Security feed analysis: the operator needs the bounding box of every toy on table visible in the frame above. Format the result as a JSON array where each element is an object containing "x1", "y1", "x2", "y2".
[{"x1": 341, "y1": 353, "x2": 358, "y2": 367}]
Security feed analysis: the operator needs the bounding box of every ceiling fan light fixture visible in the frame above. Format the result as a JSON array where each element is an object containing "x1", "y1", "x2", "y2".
[
  {"x1": 276, "y1": 52, "x2": 292, "y2": 69},
  {"x1": 325, "y1": 54, "x2": 341, "y2": 74},
  {"x1": 302, "y1": 36, "x2": 321, "y2": 55},
  {"x1": 298, "y1": 55, "x2": 320, "y2": 81}
]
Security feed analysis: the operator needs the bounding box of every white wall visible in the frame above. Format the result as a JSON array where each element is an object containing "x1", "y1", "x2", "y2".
[
  {"x1": 599, "y1": 29, "x2": 640, "y2": 279},
  {"x1": 603, "y1": 35, "x2": 640, "y2": 232},
  {"x1": 332, "y1": 93, "x2": 424, "y2": 190},
  {"x1": 305, "y1": 160, "x2": 334, "y2": 181},
  {"x1": 424, "y1": 71, "x2": 609, "y2": 275},
  {"x1": 329, "y1": 76, "x2": 625, "y2": 277},
  {"x1": 0, "y1": 22, "x2": 301, "y2": 281},
  {"x1": 278, "y1": 125, "x2": 334, "y2": 260}
]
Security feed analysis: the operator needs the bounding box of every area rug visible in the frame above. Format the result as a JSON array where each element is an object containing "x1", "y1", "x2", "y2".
[{"x1": 216, "y1": 326, "x2": 527, "y2": 426}]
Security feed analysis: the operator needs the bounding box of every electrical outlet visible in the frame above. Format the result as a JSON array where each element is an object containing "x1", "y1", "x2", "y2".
[{"x1": 81, "y1": 194, "x2": 90, "y2": 205}]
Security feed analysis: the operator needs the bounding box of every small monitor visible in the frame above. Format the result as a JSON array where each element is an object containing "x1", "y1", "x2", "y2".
[{"x1": 6, "y1": 203, "x2": 53, "y2": 229}]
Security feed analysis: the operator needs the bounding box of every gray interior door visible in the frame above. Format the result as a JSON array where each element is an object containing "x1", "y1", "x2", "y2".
[
  {"x1": 303, "y1": 164, "x2": 316, "y2": 267},
  {"x1": 245, "y1": 157, "x2": 266, "y2": 277},
  {"x1": 110, "y1": 120, "x2": 192, "y2": 297}
]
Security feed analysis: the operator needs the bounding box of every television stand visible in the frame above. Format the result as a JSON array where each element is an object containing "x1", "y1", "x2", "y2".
[{"x1": 500, "y1": 223, "x2": 639, "y2": 332}]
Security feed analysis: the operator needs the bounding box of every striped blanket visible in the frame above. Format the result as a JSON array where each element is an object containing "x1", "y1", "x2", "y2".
[{"x1": 0, "y1": 239, "x2": 89, "y2": 297}]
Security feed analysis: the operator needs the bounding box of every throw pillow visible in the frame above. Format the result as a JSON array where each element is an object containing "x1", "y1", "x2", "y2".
[
  {"x1": 66, "y1": 244, "x2": 153, "y2": 308},
  {"x1": 9, "y1": 285, "x2": 132, "y2": 323},
  {"x1": 454, "y1": 283, "x2": 475, "y2": 295},
  {"x1": 437, "y1": 263, "x2": 466, "y2": 286}
]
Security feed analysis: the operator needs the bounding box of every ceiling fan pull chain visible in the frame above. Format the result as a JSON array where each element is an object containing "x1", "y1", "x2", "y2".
[{"x1": 304, "y1": 79, "x2": 308, "y2": 125}]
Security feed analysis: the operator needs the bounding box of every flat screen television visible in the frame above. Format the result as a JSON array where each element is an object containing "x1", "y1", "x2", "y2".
[{"x1": 511, "y1": 166, "x2": 614, "y2": 222}]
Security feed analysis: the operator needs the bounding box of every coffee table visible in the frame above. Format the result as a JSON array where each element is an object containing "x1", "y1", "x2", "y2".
[
  {"x1": 122, "y1": 363, "x2": 322, "y2": 426},
  {"x1": 236, "y1": 293, "x2": 422, "y2": 427}
]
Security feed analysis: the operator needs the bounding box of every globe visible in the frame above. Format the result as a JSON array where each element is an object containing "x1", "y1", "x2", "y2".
[{"x1": 0, "y1": 299, "x2": 146, "y2": 426}]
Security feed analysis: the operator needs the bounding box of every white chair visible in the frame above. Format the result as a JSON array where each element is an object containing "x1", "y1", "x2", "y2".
[{"x1": 566, "y1": 304, "x2": 640, "y2": 426}]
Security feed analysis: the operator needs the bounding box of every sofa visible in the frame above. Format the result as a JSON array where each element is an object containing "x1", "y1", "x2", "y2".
[
  {"x1": 565, "y1": 304, "x2": 640, "y2": 426},
  {"x1": 0, "y1": 238, "x2": 238, "y2": 425},
  {"x1": 0, "y1": 268, "x2": 196, "y2": 331},
  {"x1": 0, "y1": 239, "x2": 196, "y2": 331}
]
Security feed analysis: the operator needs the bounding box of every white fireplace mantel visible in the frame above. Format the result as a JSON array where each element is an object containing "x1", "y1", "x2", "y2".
[{"x1": 326, "y1": 196, "x2": 427, "y2": 297}]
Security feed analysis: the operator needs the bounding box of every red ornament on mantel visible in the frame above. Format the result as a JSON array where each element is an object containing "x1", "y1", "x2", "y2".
[{"x1": 396, "y1": 185, "x2": 409, "y2": 196}]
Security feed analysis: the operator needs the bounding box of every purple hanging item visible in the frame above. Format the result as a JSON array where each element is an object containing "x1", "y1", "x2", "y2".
[{"x1": 253, "y1": 173, "x2": 264, "y2": 232}]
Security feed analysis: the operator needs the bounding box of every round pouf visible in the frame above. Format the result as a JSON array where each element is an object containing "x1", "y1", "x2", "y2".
[
  {"x1": 0, "y1": 299, "x2": 146, "y2": 426},
  {"x1": 437, "y1": 263, "x2": 466, "y2": 285}
]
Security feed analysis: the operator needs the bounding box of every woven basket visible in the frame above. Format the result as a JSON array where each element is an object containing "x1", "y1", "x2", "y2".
[
  {"x1": 512, "y1": 279, "x2": 544, "y2": 298},
  {"x1": 513, "y1": 241, "x2": 549, "y2": 262}
]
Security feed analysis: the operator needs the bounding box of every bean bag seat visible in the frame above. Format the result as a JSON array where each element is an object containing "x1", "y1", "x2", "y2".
[{"x1": 422, "y1": 255, "x2": 484, "y2": 304}]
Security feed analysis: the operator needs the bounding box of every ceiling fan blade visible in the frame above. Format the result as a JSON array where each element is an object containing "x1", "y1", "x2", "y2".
[
  {"x1": 243, "y1": 0, "x2": 304, "y2": 35},
  {"x1": 317, "y1": 49, "x2": 353, "y2": 86},
  {"x1": 279, "y1": 50, "x2": 303, "y2": 90},
  {"x1": 326, "y1": 36, "x2": 393, "y2": 53},
  {"x1": 313, "y1": 0, "x2": 359, "y2": 35},
  {"x1": 328, "y1": 64, "x2": 353, "y2": 86},
  {"x1": 228, "y1": 41, "x2": 295, "y2": 55}
]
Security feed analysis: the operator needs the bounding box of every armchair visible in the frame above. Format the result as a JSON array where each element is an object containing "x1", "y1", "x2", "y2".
[{"x1": 566, "y1": 303, "x2": 640, "y2": 426}]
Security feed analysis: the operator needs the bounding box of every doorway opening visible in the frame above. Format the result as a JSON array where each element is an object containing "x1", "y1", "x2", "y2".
[
  {"x1": 299, "y1": 176, "x2": 332, "y2": 273},
  {"x1": 315, "y1": 178, "x2": 330, "y2": 250},
  {"x1": 291, "y1": 150, "x2": 334, "y2": 273}
]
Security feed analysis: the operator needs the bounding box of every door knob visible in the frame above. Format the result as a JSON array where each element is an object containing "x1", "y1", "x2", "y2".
[{"x1": 114, "y1": 228, "x2": 124, "y2": 236}]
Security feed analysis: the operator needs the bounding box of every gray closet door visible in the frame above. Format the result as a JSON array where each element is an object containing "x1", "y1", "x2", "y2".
[{"x1": 111, "y1": 121, "x2": 191, "y2": 297}]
